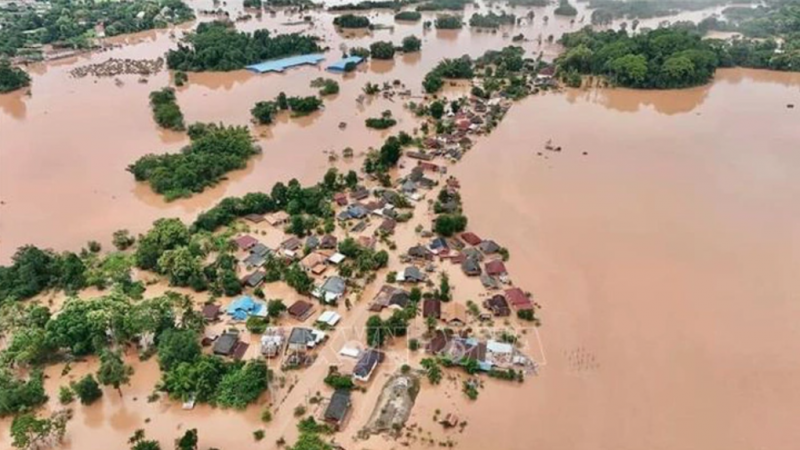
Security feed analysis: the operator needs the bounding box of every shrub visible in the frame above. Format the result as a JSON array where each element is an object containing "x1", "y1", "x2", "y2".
[
  {"x1": 72, "y1": 375, "x2": 103, "y2": 405},
  {"x1": 370, "y1": 41, "x2": 396, "y2": 60},
  {"x1": 395, "y1": 11, "x2": 422, "y2": 21},
  {"x1": 333, "y1": 14, "x2": 371, "y2": 28},
  {"x1": 402, "y1": 35, "x2": 422, "y2": 52}
]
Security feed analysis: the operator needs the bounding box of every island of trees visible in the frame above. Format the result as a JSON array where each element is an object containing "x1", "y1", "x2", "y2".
[
  {"x1": 395, "y1": 10, "x2": 422, "y2": 21},
  {"x1": 469, "y1": 11, "x2": 516, "y2": 29},
  {"x1": 0, "y1": 59, "x2": 30, "y2": 93},
  {"x1": 149, "y1": 88, "x2": 185, "y2": 131},
  {"x1": 333, "y1": 14, "x2": 372, "y2": 29},
  {"x1": 553, "y1": 0, "x2": 578, "y2": 16},
  {"x1": 435, "y1": 15, "x2": 464, "y2": 29},
  {"x1": 166, "y1": 21, "x2": 321, "y2": 72},
  {"x1": 557, "y1": 25, "x2": 800, "y2": 89},
  {"x1": 127, "y1": 123, "x2": 261, "y2": 200},
  {"x1": 365, "y1": 110, "x2": 398, "y2": 129}
]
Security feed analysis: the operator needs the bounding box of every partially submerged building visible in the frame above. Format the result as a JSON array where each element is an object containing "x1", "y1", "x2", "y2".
[{"x1": 353, "y1": 349, "x2": 384, "y2": 382}]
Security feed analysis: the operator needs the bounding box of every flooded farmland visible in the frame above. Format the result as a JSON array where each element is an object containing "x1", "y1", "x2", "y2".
[{"x1": 1, "y1": 0, "x2": 800, "y2": 449}]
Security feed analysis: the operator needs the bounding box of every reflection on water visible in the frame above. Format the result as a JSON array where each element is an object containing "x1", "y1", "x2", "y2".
[{"x1": 0, "y1": 89, "x2": 28, "y2": 120}]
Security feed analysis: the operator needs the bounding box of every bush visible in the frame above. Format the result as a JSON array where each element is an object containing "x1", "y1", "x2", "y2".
[
  {"x1": 365, "y1": 110, "x2": 398, "y2": 130},
  {"x1": 401, "y1": 35, "x2": 422, "y2": 52},
  {"x1": 350, "y1": 47, "x2": 371, "y2": 58},
  {"x1": 409, "y1": 338, "x2": 420, "y2": 351},
  {"x1": 370, "y1": 41, "x2": 396, "y2": 60},
  {"x1": 0, "y1": 59, "x2": 31, "y2": 93},
  {"x1": 517, "y1": 309, "x2": 536, "y2": 321},
  {"x1": 72, "y1": 375, "x2": 103, "y2": 405},
  {"x1": 58, "y1": 386, "x2": 74, "y2": 405},
  {"x1": 287, "y1": 96, "x2": 322, "y2": 116},
  {"x1": 246, "y1": 315, "x2": 269, "y2": 334},
  {"x1": 433, "y1": 214, "x2": 468, "y2": 237},
  {"x1": 254, "y1": 430, "x2": 265, "y2": 441},
  {"x1": 395, "y1": 11, "x2": 422, "y2": 21},
  {"x1": 112, "y1": 229, "x2": 135, "y2": 250},
  {"x1": 324, "y1": 373, "x2": 355, "y2": 390},
  {"x1": 310, "y1": 77, "x2": 340, "y2": 96},
  {"x1": 435, "y1": 15, "x2": 463, "y2": 29},
  {"x1": 149, "y1": 87, "x2": 185, "y2": 131},
  {"x1": 174, "y1": 70, "x2": 188, "y2": 87},
  {"x1": 251, "y1": 101, "x2": 277, "y2": 124},
  {"x1": 333, "y1": 14, "x2": 371, "y2": 28}
]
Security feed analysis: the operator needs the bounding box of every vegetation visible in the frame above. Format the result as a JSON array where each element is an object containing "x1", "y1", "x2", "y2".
[
  {"x1": 149, "y1": 88, "x2": 185, "y2": 131},
  {"x1": 587, "y1": 0, "x2": 733, "y2": 23},
  {"x1": 402, "y1": 35, "x2": 423, "y2": 52},
  {"x1": 0, "y1": 370, "x2": 47, "y2": 417},
  {"x1": 370, "y1": 41, "x2": 396, "y2": 60},
  {"x1": 417, "y1": 0, "x2": 471, "y2": 11},
  {"x1": 0, "y1": 0, "x2": 194, "y2": 58},
  {"x1": 363, "y1": 132, "x2": 414, "y2": 175},
  {"x1": 420, "y1": 358, "x2": 443, "y2": 384},
  {"x1": 251, "y1": 101, "x2": 278, "y2": 125},
  {"x1": 434, "y1": 214, "x2": 468, "y2": 237},
  {"x1": 469, "y1": 12, "x2": 516, "y2": 29},
  {"x1": 128, "y1": 429, "x2": 161, "y2": 450},
  {"x1": 553, "y1": 0, "x2": 578, "y2": 16},
  {"x1": 127, "y1": 123, "x2": 260, "y2": 200},
  {"x1": 395, "y1": 11, "x2": 423, "y2": 21},
  {"x1": 0, "y1": 245, "x2": 88, "y2": 303},
  {"x1": 173, "y1": 71, "x2": 188, "y2": 87},
  {"x1": 507, "y1": 0, "x2": 548, "y2": 5},
  {"x1": 244, "y1": 0, "x2": 263, "y2": 7},
  {"x1": 422, "y1": 56, "x2": 473, "y2": 93},
  {"x1": 333, "y1": 14, "x2": 372, "y2": 29},
  {"x1": 97, "y1": 349, "x2": 134, "y2": 395},
  {"x1": 323, "y1": 373, "x2": 355, "y2": 390},
  {"x1": 434, "y1": 15, "x2": 464, "y2": 29},
  {"x1": 0, "y1": 59, "x2": 31, "y2": 93},
  {"x1": 287, "y1": 95, "x2": 323, "y2": 116},
  {"x1": 166, "y1": 21, "x2": 321, "y2": 71},
  {"x1": 71, "y1": 375, "x2": 103, "y2": 405},
  {"x1": 365, "y1": 310, "x2": 410, "y2": 347},
  {"x1": 10, "y1": 410, "x2": 70, "y2": 450},
  {"x1": 310, "y1": 77, "x2": 340, "y2": 96},
  {"x1": 365, "y1": 110, "x2": 398, "y2": 129},
  {"x1": 330, "y1": 0, "x2": 413, "y2": 10},
  {"x1": 176, "y1": 429, "x2": 198, "y2": 450}
]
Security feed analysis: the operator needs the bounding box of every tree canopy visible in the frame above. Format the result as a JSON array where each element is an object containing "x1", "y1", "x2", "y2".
[{"x1": 0, "y1": 59, "x2": 31, "y2": 93}]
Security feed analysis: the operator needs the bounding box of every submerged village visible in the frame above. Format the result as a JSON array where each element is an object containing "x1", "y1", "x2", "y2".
[{"x1": 1, "y1": 0, "x2": 800, "y2": 449}]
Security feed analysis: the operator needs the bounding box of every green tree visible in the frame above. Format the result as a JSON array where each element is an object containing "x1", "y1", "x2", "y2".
[
  {"x1": 175, "y1": 428, "x2": 198, "y2": 450},
  {"x1": 72, "y1": 375, "x2": 103, "y2": 405},
  {"x1": 251, "y1": 101, "x2": 277, "y2": 125},
  {"x1": 10, "y1": 410, "x2": 70, "y2": 450},
  {"x1": 97, "y1": 349, "x2": 133, "y2": 396},
  {"x1": 366, "y1": 315, "x2": 386, "y2": 347},
  {"x1": 0, "y1": 59, "x2": 31, "y2": 93},
  {"x1": 370, "y1": 41, "x2": 396, "y2": 60},
  {"x1": 157, "y1": 328, "x2": 201, "y2": 371},
  {"x1": 129, "y1": 429, "x2": 161, "y2": 450},
  {"x1": 215, "y1": 360, "x2": 269, "y2": 409}
]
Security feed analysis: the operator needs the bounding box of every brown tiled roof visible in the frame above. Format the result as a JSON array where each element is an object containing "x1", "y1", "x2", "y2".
[{"x1": 422, "y1": 298, "x2": 441, "y2": 319}]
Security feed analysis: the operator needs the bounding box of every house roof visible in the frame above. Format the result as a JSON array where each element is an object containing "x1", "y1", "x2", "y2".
[
  {"x1": 321, "y1": 276, "x2": 346, "y2": 295},
  {"x1": 288, "y1": 327, "x2": 315, "y2": 345},
  {"x1": 245, "y1": 53, "x2": 325, "y2": 73},
  {"x1": 403, "y1": 266, "x2": 425, "y2": 282},
  {"x1": 485, "y1": 294, "x2": 510, "y2": 316},
  {"x1": 479, "y1": 240, "x2": 500, "y2": 254},
  {"x1": 288, "y1": 300, "x2": 314, "y2": 319},
  {"x1": 226, "y1": 296, "x2": 267, "y2": 320},
  {"x1": 427, "y1": 330, "x2": 449, "y2": 353},
  {"x1": 422, "y1": 298, "x2": 441, "y2": 319},
  {"x1": 320, "y1": 234, "x2": 338, "y2": 249},
  {"x1": 379, "y1": 218, "x2": 396, "y2": 233},
  {"x1": 234, "y1": 235, "x2": 258, "y2": 250},
  {"x1": 317, "y1": 310, "x2": 342, "y2": 327},
  {"x1": 201, "y1": 304, "x2": 221, "y2": 321},
  {"x1": 251, "y1": 243, "x2": 271, "y2": 257},
  {"x1": 461, "y1": 258, "x2": 482, "y2": 276},
  {"x1": 443, "y1": 302, "x2": 467, "y2": 325},
  {"x1": 213, "y1": 333, "x2": 238, "y2": 356},
  {"x1": 301, "y1": 251, "x2": 328, "y2": 271},
  {"x1": 460, "y1": 232, "x2": 482, "y2": 246},
  {"x1": 353, "y1": 349, "x2": 384, "y2": 380},
  {"x1": 281, "y1": 237, "x2": 302, "y2": 250},
  {"x1": 389, "y1": 290, "x2": 410, "y2": 308},
  {"x1": 324, "y1": 390, "x2": 352, "y2": 423},
  {"x1": 244, "y1": 214, "x2": 265, "y2": 223},
  {"x1": 243, "y1": 271, "x2": 266, "y2": 287},
  {"x1": 485, "y1": 259, "x2": 507, "y2": 276},
  {"x1": 505, "y1": 288, "x2": 533, "y2": 310}
]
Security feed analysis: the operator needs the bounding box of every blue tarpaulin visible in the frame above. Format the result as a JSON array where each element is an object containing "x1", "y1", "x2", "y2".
[
  {"x1": 227, "y1": 296, "x2": 265, "y2": 321},
  {"x1": 245, "y1": 54, "x2": 326, "y2": 73},
  {"x1": 327, "y1": 56, "x2": 364, "y2": 72}
]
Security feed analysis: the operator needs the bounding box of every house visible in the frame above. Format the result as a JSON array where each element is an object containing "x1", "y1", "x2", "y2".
[
  {"x1": 371, "y1": 285, "x2": 408, "y2": 311},
  {"x1": 417, "y1": 161, "x2": 446, "y2": 173},
  {"x1": 364, "y1": 199, "x2": 386, "y2": 212},
  {"x1": 422, "y1": 298, "x2": 441, "y2": 319},
  {"x1": 323, "y1": 390, "x2": 352, "y2": 430},
  {"x1": 388, "y1": 290, "x2": 410, "y2": 309},
  {"x1": 398, "y1": 266, "x2": 425, "y2": 283},
  {"x1": 201, "y1": 304, "x2": 221, "y2": 322},
  {"x1": 260, "y1": 328, "x2": 285, "y2": 357},
  {"x1": 430, "y1": 237, "x2": 448, "y2": 253},
  {"x1": 460, "y1": 232, "x2": 482, "y2": 246},
  {"x1": 251, "y1": 243, "x2": 271, "y2": 257},
  {"x1": 426, "y1": 329, "x2": 448, "y2": 353},
  {"x1": 462, "y1": 247, "x2": 483, "y2": 262},
  {"x1": 504, "y1": 287, "x2": 533, "y2": 311},
  {"x1": 353, "y1": 349, "x2": 384, "y2": 382},
  {"x1": 226, "y1": 296, "x2": 267, "y2": 321},
  {"x1": 244, "y1": 213, "x2": 265, "y2": 224},
  {"x1": 461, "y1": 258, "x2": 482, "y2": 277},
  {"x1": 344, "y1": 204, "x2": 368, "y2": 220},
  {"x1": 300, "y1": 251, "x2": 329, "y2": 274},
  {"x1": 320, "y1": 234, "x2": 338, "y2": 249},
  {"x1": 485, "y1": 260, "x2": 507, "y2": 277},
  {"x1": 281, "y1": 237, "x2": 302, "y2": 252},
  {"x1": 350, "y1": 186, "x2": 370, "y2": 201},
  {"x1": 305, "y1": 235, "x2": 320, "y2": 250},
  {"x1": 408, "y1": 245, "x2": 434, "y2": 260},
  {"x1": 233, "y1": 235, "x2": 258, "y2": 251},
  {"x1": 213, "y1": 332, "x2": 239, "y2": 356},
  {"x1": 243, "y1": 252, "x2": 266, "y2": 268},
  {"x1": 315, "y1": 276, "x2": 347, "y2": 303},
  {"x1": 378, "y1": 218, "x2": 396, "y2": 234},
  {"x1": 287, "y1": 327, "x2": 326, "y2": 352},
  {"x1": 328, "y1": 252, "x2": 346, "y2": 265},
  {"x1": 288, "y1": 300, "x2": 315, "y2": 321},
  {"x1": 480, "y1": 273, "x2": 500, "y2": 290},
  {"x1": 401, "y1": 179, "x2": 417, "y2": 194},
  {"x1": 317, "y1": 310, "x2": 342, "y2": 327},
  {"x1": 407, "y1": 150, "x2": 435, "y2": 160},
  {"x1": 484, "y1": 294, "x2": 510, "y2": 316},
  {"x1": 442, "y1": 302, "x2": 467, "y2": 326},
  {"x1": 265, "y1": 211, "x2": 289, "y2": 226},
  {"x1": 358, "y1": 236, "x2": 376, "y2": 249},
  {"x1": 434, "y1": 335, "x2": 488, "y2": 369},
  {"x1": 333, "y1": 192, "x2": 348, "y2": 206},
  {"x1": 479, "y1": 240, "x2": 500, "y2": 254},
  {"x1": 241, "y1": 270, "x2": 267, "y2": 288}
]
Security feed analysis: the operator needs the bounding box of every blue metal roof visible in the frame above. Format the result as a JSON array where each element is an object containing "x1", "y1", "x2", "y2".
[
  {"x1": 327, "y1": 55, "x2": 364, "y2": 71},
  {"x1": 246, "y1": 53, "x2": 326, "y2": 73}
]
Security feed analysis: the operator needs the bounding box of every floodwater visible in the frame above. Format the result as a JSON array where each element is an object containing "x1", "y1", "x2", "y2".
[
  {"x1": 453, "y1": 68, "x2": 800, "y2": 450},
  {"x1": 0, "y1": 0, "x2": 722, "y2": 261},
  {"x1": 2, "y1": 1, "x2": 800, "y2": 449}
]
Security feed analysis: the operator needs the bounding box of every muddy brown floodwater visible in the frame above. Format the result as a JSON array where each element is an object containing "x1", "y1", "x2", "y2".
[{"x1": 2, "y1": 0, "x2": 800, "y2": 448}]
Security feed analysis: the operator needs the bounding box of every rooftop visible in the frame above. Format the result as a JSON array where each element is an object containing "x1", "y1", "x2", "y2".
[{"x1": 246, "y1": 53, "x2": 326, "y2": 73}]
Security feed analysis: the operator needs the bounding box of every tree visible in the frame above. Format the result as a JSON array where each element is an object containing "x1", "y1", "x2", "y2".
[
  {"x1": 370, "y1": 41, "x2": 396, "y2": 60},
  {"x1": 129, "y1": 429, "x2": 161, "y2": 450},
  {"x1": 429, "y1": 101, "x2": 445, "y2": 119},
  {"x1": 158, "y1": 247, "x2": 204, "y2": 287},
  {"x1": 10, "y1": 410, "x2": 70, "y2": 450},
  {"x1": 251, "y1": 101, "x2": 277, "y2": 125},
  {"x1": 0, "y1": 59, "x2": 31, "y2": 93},
  {"x1": 97, "y1": 349, "x2": 133, "y2": 396},
  {"x1": 134, "y1": 218, "x2": 191, "y2": 270},
  {"x1": 0, "y1": 370, "x2": 48, "y2": 417},
  {"x1": 333, "y1": 14, "x2": 371, "y2": 29},
  {"x1": 246, "y1": 315, "x2": 269, "y2": 334},
  {"x1": 438, "y1": 273, "x2": 451, "y2": 301},
  {"x1": 420, "y1": 358, "x2": 442, "y2": 384},
  {"x1": 608, "y1": 54, "x2": 648, "y2": 87},
  {"x1": 267, "y1": 299, "x2": 287, "y2": 318},
  {"x1": 435, "y1": 16, "x2": 463, "y2": 29},
  {"x1": 72, "y1": 375, "x2": 103, "y2": 405},
  {"x1": 433, "y1": 214, "x2": 468, "y2": 237},
  {"x1": 176, "y1": 429, "x2": 198, "y2": 450},
  {"x1": 345, "y1": 170, "x2": 358, "y2": 189},
  {"x1": 215, "y1": 360, "x2": 269, "y2": 409},
  {"x1": 366, "y1": 315, "x2": 386, "y2": 347},
  {"x1": 112, "y1": 229, "x2": 136, "y2": 250},
  {"x1": 149, "y1": 88, "x2": 185, "y2": 131},
  {"x1": 285, "y1": 263, "x2": 313, "y2": 294},
  {"x1": 157, "y1": 328, "x2": 201, "y2": 371}
]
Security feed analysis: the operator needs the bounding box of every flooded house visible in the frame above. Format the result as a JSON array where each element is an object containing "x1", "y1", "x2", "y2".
[
  {"x1": 353, "y1": 349, "x2": 384, "y2": 382},
  {"x1": 323, "y1": 390, "x2": 352, "y2": 430},
  {"x1": 288, "y1": 300, "x2": 315, "y2": 321},
  {"x1": 484, "y1": 294, "x2": 511, "y2": 316},
  {"x1": 233, "y1": 235, "x2": 258, "y2": 251},
  {"x1": 314, "y1": 276, "x2": 347, "y2": 303},
  {"x1": 504, "y1": 287, "x2": 533, "y2": 311},
  {"x1": 423, "y1": 298, "x2": 442, "y2": 319}
]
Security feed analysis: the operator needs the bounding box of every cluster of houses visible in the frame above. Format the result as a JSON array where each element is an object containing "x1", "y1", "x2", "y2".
[{"x1": 426, "y1": 329, "x2": 535, "y2": 374}]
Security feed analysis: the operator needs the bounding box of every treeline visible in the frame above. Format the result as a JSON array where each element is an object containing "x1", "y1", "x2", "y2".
[
  {"x1": 0, "y1": 0, "x2": 194, "y2": 58},
  {"x1": 0, "y1": 59, "x2": 30, "y2": 93},
  {"x1": 553, "y1": 0, "x2": 578, "y2": 16},
  {"x1": 701, "y1": 1, "x2": 800, "y2": 39},
  {"x1": 251, "y1": 91, "x2": 324, "y2": 124},
  {"x1": 149, "y1": 88, "x2": 185, "y2": 131},
  {"x1": 469, "y1": 11, "x2": 516, "y2": 29},
  {"x1": 363, "y1": 132, "x2": 415, "y2": 178},
  {"x1": 587, "y1": 0, "x2": 738, "y2": 24},
  {"x1": 127, "y1": 123, "x2": 260, "y2": 200},
  {"x1": 416, "y1": 0, "x2": 472, "y2": 11},
  {"x1": 329, "y1": 0, "x2": 418, "y2": 11},
  {"x1": 0, "y1": 246, "x2": 87, "y2": 304},
  {"x1": 557, "y1": 26, "x2": 800, "y2": 89},
  {"x1": 166, "y1": 21, "x2": 322, "y2": 72},
  {"x1": 395, "y1": 10, "x2": 422, "y2": 21}
]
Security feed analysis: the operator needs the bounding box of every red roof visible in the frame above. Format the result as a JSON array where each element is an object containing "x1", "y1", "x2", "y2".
[
  {"x1": 505, "y1": 287, "x2": 532, "y2": 310},
  {"x1": 485, "y1": 260, "x2": 507, "y2": 276},
  {"x1": 334, "y1": 192, "x2": 348, "y2": 206},
  {"x1": 234, "y1": 235, "x2": 258, "y2": 250},
  {"x1": 460, "y1": 232, "x2": 481, "y2": 246}
]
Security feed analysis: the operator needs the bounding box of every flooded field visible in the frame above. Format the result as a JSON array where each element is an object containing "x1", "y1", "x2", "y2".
[{"x1": 2, "y1": 1, "x2": 800, "y2": 449}]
